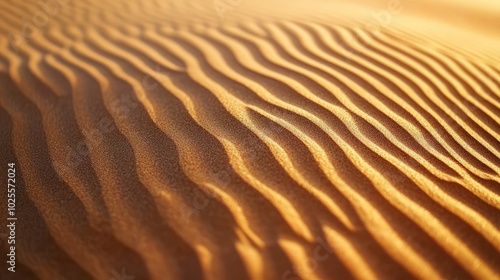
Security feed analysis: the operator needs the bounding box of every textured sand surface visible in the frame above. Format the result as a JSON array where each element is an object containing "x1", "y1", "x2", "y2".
[{"x1": 0, "y1": 0, "x2": 499, "y2": 279}]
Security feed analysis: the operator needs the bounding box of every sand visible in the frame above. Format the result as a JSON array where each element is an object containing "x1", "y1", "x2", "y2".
[{"x1": 0, "y1": 0, "x2": 499, "y2": 279}]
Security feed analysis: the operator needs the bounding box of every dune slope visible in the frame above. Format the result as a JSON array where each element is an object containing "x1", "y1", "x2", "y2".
[{"x1": 0, "y1": 0, "x2": 499, "y2": 279}]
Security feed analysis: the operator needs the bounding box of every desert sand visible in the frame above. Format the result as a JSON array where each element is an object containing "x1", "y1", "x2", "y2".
[{"x1": 0, "y1": 0, "x2": 499, "y2": 279}]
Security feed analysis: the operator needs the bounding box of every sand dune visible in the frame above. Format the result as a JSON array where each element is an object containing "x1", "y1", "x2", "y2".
[{"x1": 0, "y1": 0, "x2": 499, "y2": 279}]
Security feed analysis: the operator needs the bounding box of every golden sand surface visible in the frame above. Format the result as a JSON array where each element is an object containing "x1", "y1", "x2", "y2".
[{"x1": 0, "y1": 0, "x2": 499, "y2": 279}]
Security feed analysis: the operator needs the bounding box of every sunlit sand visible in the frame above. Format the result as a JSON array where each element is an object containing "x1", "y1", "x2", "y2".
[{"x1": 0, "y1": 0, "x2": 499, "y2": 279}]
